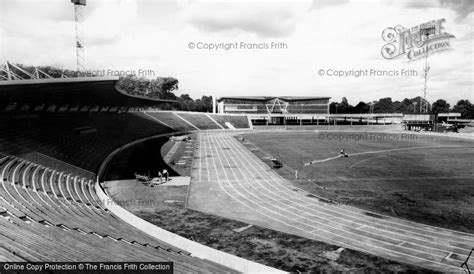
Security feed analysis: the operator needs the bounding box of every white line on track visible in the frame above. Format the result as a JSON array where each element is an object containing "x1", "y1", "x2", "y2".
[
  {"x1": 227, "y1": 132, "x2": 474, "y2": 240},
  {"x1": 211, "y1": 133, "x2": 467, "y2": 263},
  {"x1": 191, "y1": 131, "x2": 474, "y2": 272},
  {"x1": 211, "y1": 133, "x2": 449, "y2": 264},
  {"x1": 208, "y1": 132, "x2": 465, "y2": 270},
  {"x1": 222, "y1": 132, "x2": 474, "y2": 239}
]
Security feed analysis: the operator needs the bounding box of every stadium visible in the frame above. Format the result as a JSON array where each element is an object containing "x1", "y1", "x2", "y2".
[
  {"x1": 1, "y1": 0, "x2": 473, "y2": 273},
  {"x1": 0, "y1": 72, "x2": 472, "y2": 273}
]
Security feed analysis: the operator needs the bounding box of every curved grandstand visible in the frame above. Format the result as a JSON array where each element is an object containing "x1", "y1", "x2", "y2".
[{"x1": 0, "y1": 78, "x2": 263, "y2": 272}]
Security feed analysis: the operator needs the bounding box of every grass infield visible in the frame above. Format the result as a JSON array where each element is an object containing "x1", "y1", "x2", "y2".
[{"x1": 240, "y1": 131, "x2": 474, "y2": 234}]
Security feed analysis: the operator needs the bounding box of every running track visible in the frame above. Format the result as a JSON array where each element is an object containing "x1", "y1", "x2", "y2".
[{"x1": 187, "y1": 131, "x2": 474, "y2": 272}]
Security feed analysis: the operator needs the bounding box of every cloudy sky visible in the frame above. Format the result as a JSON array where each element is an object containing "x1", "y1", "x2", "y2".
[{"x1": 0, "y1": 0, "x2": 472, "y2": 105}]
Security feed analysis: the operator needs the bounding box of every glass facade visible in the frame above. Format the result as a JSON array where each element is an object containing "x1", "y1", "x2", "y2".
[{"x1": 218, "y1": 97, "x2": 330, "y2": 115}]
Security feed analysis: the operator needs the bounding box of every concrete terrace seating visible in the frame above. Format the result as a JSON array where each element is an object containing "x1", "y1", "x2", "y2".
[
  {"x1": 139, "y1": 112, "x2": 196, "y2": 132},
  {"x1": 209, "y1": 114, "x2": 250, "y2": 129},
  {"x1": 0, "y1": 155, "x2": 235, "y2": 272},
  {"x1": 0, "y1": 113, "x2": 173, "y2": 173},
  {"x1": 0, "y1": 111, "x2": 256, "y2": 271},
  {"x1": 175, "y1": 112, "x2": 221, "y2": 130},
  {"x1": 142, "y1": 111, "x2": 251, "y2": 131}
]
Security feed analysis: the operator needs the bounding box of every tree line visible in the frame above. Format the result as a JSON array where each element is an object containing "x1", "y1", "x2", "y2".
[
  {"x1": 330, "y1": 97, "x2": 473, "y2": 119},
  {"x1": 117, "y1": 75, "x2": 213, "y2": 112}
]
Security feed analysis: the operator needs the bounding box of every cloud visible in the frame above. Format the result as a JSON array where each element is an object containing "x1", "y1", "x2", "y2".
[
  {"x1": 402, "y1": 0, "x2": 439, "y2": 9},
  {"x1": 0, "y1": 0, "x2": 471, "y2": 105},
  {"x1": 189, "y1": 12, "x2": 295, "y2": 38},
  {"x1": 310, "y1": 0, "x2": 350, "y2": 10},
  {"x1": 439, "y1": 0, "x2": 474, "y2": 20},
  {"x1": 401, "y1": 0, "x2": 473, "y2": 21},
  {"x1": 85, "y1": 0, "x2": 138, "y2": 47},
  {"x1": 183, "y1": 3, "x2": 299, "y2": 38},
  {"x1": 88, "y1": 35, "x2": 121, "y2": 47}
]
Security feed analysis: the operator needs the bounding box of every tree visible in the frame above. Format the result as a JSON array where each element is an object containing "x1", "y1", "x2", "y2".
[
  {"x1": 373, "y1": 97, "x2": 394, "y2": 113},
  {"x1": 431, "y1": 99, "x2": 450, "y2": 114},
  {"x1": 392, "y1": 100, "x2": 407, "y2": 113},
  {"x1": 340, "y1": 97, "x2": 349, "y2": 107},
  {"x1": 117, "y1": 75, "x2": 179, "y2": 100},
  {"x1": 452, "y1": 100, "x2": 474, "y2": 119},
  {"x1": 339, "y1": 97, "x2": 351, "y2": 113},
  {"x1": 330, "y1": 97, "x2": 353, "y2": 113},
  {"x1": 353, "y1": 102, "x2": 369, "y2": 113},
  {"x1": 175, "y1": 94, "x2": 213, "y2": 112},
  {"x1": 329, "y1": 102, "x2": 338, "y2": 113},
  {"x1": 399, "y1": 98, "x2": 414, "y2": 113},
  {"x1": 159, "y1": 77, "x2": 179, "y2": 93},
  {"x1": 177, "y1": 94, "x2": 195, "y2": 111},
  {"x1": 194, "y1": 96, "x2": 213, "y2": 112},
  {"x1": 199, "y1": 95, "x2": 213, "y2": 112}
]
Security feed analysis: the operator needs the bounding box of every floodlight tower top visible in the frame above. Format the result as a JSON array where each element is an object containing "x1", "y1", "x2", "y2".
[
  {"x1": 71, "y1": 0, "x2": 86, "y2": 72},
  {"x1": 71, "y1": 0, "x2": 86, "y2": 6}
]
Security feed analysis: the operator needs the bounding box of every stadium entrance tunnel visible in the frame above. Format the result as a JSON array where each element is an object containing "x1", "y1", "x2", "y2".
[{"x1": 100, "y1": 136, "x2": 178, "y2": 182}]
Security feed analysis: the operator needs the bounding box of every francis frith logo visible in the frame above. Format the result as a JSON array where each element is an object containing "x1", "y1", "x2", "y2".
[{"x1": 381, "y1": 19, "x2": 455, "y2": 61}]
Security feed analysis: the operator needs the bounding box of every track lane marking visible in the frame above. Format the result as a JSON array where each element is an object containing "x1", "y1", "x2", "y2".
[
  {"x1": 212, "y1": 133, "x2": 466, "y2": 270},
  {"x1": 214, "y1": 133, "x2": 467, "y2": 262},
  {"x1": 223, "y1": 132, "x2": 474, "y2": 249},
  {"x1": 206, "y1": 132, "x2": 463, "y2": 271},
  {"x1": 229, "y1": 132, "x2": 474, "y2": 241},
  {"x1": 210, "y1": 132, "x2": 470, "y2": 268}
]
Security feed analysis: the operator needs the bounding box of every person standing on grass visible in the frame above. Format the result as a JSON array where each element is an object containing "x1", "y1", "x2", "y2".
[
  {"x1": 163, "y1": 169, "x2": 169, "y2": 181},
  {"x1": 157, "y1": 171, "x2": 162, "y2": 184}
]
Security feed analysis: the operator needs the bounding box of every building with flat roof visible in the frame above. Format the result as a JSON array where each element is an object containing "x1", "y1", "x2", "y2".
[{"x1": 216, "y1": 96, "x2": 331, "y2": 125}]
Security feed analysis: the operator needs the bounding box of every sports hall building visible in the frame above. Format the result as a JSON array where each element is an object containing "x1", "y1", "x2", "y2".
[{"x1": 216, "y1": 96, "x2": 331, "y2": 125}]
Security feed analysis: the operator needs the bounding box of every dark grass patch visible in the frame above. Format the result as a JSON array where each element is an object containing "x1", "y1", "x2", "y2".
[
  {"x1": 107, "y1": 180, "x2": 427, "y2": 273},
  {"x1": 364, "y1": 212, "x2": 385, "y2": 219},
  {"x1": 318, "y1": 197, "x2": 337, "y2": 205}
]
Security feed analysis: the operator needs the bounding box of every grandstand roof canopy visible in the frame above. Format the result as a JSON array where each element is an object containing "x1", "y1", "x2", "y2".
[
  {"x1": 0, "y1": 76, "x2": 176, "y2": 107},
  {"x1": 217, "y1": 96, "x2": 331, "y2": 102}
]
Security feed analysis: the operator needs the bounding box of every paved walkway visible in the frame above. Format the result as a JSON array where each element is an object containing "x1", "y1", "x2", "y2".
[
  {"x1": 187, "y1": 131, "x2": 474, "y2": 272},
  {"x1": 158, "y1": 176, "x2": 190, "y2": 186}
]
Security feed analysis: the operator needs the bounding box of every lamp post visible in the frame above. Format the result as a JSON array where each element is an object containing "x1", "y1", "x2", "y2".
[
  {"x1": 420, "y1": 26, "x2": 435, "y2": 113},
  {"x1": 368, "y1": 102, "x2": 375, "y2": 125}
]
